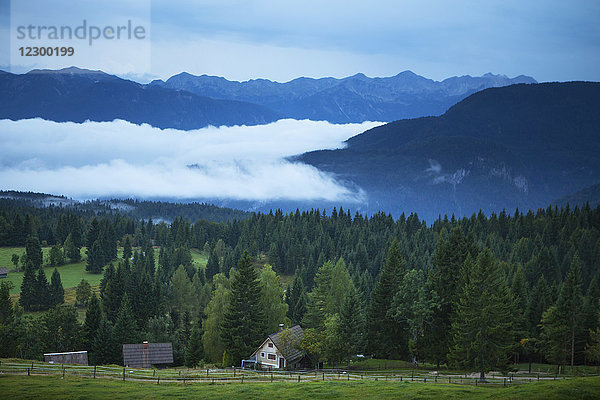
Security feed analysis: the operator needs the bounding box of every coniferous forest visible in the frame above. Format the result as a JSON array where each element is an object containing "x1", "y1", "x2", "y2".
[{"x1": 1, "y1": 197, "x2": 600, "y2": 379}]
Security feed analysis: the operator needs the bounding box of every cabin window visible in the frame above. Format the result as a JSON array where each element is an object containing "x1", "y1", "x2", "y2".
[
  {"x1": 267, "y1": 353, "x2": 277, "y2": 360},
  {"x1": 268, "y1": 342, "x2": 273, "y2": 348},
  {"x1": 261, "y1": 352, "x2": 265, "y2": 358}
]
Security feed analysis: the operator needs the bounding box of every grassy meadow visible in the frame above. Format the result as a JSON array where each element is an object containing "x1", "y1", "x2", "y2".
[
  {"x1": 1, "y1": 374, "x2": 599, "y2": 400},
  {"x1": 1, "y1": 246, "x2": 208, "y2": 298}
]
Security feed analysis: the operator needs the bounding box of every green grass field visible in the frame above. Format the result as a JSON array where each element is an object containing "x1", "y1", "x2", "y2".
[
  {"x1": 1, "y1": 374, "x2": 599, "y2": 399},
  {"x1": 1, "y1": 247, "x2": 209, "y2": 297}
]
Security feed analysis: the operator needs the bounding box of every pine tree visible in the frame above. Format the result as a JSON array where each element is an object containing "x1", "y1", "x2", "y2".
[
  {"x1": 541, "y1": 254, "x2": 583, "y2": 371},
  {"x1": 113, "y1": 295, "x2": 139, "y2": 362},
  {"x1": 221, "y1": 250, "x2": 266, "y2": 366},
  {"x1": 122, "y1": 235, "x2": 132, "y2": 261},
  {"x1": 0, "y1": 281, "x2": 14, "y2": 325},
  {"x1": 185, "y1": 323, "x2": 204, "y2": 367},
  {"x1": 205, "y1": 249, "x2": 219, "y2": 281},
  {"x1": 49, "y1": 268, "x2": 65, "y2": 307},
  {"x1": 427, "y1": 227, "x2": 476, "y2": 367},
  {"x1": 86, "y1": 240, "x2": 105, "y2": 274},
  {"x1": 339, "y1": 289, "x2": 366, "y2": 366},
  {"x1": 91, "y1": 315, "x2": 118, "y2": 365},
  {"x1": 366, "y1": 239, "x2": 405, "y2": 358},
  {"x1": 449, "y1": 248, "x2": 515, "y2": 381},
  {"x1": 24, "y1": 235, "x2": 43, "y2": 270},
  {"x1": 35, "y1": 268, "x2": 51, "y2": 311},
  {"x1": 63, "y1": 233, "x2": 81, "y2": 262},
  {"x1": 84, "y1": 294, "x2": 102, "y2": 348},
  {"x1": 19, "y1": 261, "x2": 37, "y2": 311}
]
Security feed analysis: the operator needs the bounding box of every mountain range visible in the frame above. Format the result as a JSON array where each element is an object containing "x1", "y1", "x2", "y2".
[
  {"x1": 0, "y1": 67, "x2": 535, "y2": 128},
  {"x1": 0, "y1": 67, "x2": 280, "y2": 129},
  {"x1": 299, "y1": 81, "x2": 600, "y2": 221},
  {"x1": 151, "y1": 71, "x2": 536, "y2": 123}
]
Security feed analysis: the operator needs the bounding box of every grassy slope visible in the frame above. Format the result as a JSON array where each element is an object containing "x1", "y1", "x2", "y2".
[
  {"x1": 1, "y1": 375, "x2": 599, "y2": 400},
  {"x1": 2, "y1": 247, "x2": 209, "y2": 296}
]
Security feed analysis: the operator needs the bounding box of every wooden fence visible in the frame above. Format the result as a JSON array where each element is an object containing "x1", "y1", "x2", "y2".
[{"x1": 0, "y1": 361, "x2": 591, "y2": 386}]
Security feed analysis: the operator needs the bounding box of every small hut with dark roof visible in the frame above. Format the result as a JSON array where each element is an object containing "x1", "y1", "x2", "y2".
[
  {"x1": 250, "y1": 325, "x2": 311, "y2": 369},
  {"x1": 122, "y1": 342, "x2": 173, "y2": 368},
  {"x1": 0, "y1": 267, "x2": 8, "y2": 278}
]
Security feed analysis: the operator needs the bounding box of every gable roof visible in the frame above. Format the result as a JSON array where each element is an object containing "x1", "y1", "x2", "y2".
[
  {"x1": 268, "y1": 325, "x2": 304, "y2": 363},
  {"x1": 122, "y1": 343, "x2": 173, "y2": 367}
]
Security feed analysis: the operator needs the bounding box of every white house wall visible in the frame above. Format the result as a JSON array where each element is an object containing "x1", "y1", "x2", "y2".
[{"x1": 253, "y1": 338, "x2": 285, "y2": 368}]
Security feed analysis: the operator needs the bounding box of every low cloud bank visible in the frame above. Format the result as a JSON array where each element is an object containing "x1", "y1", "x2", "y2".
[{"x1": 0, "y1": 118, "x2": 380, "y2": 202}]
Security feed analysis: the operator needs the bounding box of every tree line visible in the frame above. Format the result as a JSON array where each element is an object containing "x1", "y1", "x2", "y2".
[{"x1": 0, "y1": 199, "x2": 599, "y2": 378}]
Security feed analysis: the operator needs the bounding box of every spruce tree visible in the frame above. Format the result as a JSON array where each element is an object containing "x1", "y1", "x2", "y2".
[
  {"x1": 91, "y1": 315, "x2": 117, "y2": 365},
  {"x1": 49, "y1": 268, "x2": 65, "y2": 307},
  {"x1": 221, "y1": 250, "x2": 266, "y2": 366},
  {"x1": 84, "y1": 294, "x2": 102, "y2": 348},
  {"x1": 427, "y1": 227, "x2": 476, "y2": 367},
  {"x1": 339, "y1": 289, "x2": 366, "y2": 365},
  {"x1": 63, "y1": 233, "x2": 81, "y2": 262},
  {"x1": 19, "y1": 261, "x2": 37, "y2": 311},
  {"x1": 122, "y1": 235, "x2": 132, "y2": 261},
  {"x1": 86, "y1": 240, "x2": 105, "y2": 274},
  {"x1": 113, "y1": 295, "x2": 139, "y2": 363},
  {"x1": 366, "y1": 239, "x2": 405, "y2": 358},
  {"x1": 205, "y1": 250, "x2": 219, "y2": 281},
  {"x1": 24, "y1": 235, "x2": 43, "y2": 270},
  {"x1": 0, "y1": 281, "x2": 14, "y2": 325},
  {"x1": 185, "y1": 324, "x2": 205, "y2": 367},
  {"x1": 449, "y1": 248, "x2": 514, "y2": 381},
  {"x1": 541, "y1": 254, "x2": 583, "y2": 371},
  {"x1": 35, "y1": 268, "x2": 51, "y2": 311}
]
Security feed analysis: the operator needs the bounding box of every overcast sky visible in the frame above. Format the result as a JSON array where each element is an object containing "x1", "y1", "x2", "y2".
[{"x1": 2, "y1": 0, "x2": 599, "y2": 82}]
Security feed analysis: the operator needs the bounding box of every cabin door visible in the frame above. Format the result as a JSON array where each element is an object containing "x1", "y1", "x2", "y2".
[{"x1": 279, "y1": 357, "x2": 285, "y2": 369}]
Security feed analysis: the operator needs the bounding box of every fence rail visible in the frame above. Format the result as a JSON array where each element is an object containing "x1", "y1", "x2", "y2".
[{"x1": 0, "y1": 361, "x2": 592, "y2": 386}]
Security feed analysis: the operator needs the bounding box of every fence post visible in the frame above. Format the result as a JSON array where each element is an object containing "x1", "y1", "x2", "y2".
[
  {"x1": 234, "y1": 367, "x2": 236, "y2": 377},
  {"x1": 242, "y1": 374, "x2": 244, "y2": 384},
  {"x1": 400, "y1": 376, "x2": 402, "y2": 382},
  {"x1": 323, "y1": 373, "x2": 325, "y2": 381},
  {"x1": 412, "y1": 370, "x2": 414, "y2": 381},
  {"x1": 424, "y1": 378, "x2": 427, "y2": 383},
  {"x1": 123, "y1": 368, "x2": 125, "y2": 381},
  {"x1": 62, "y1": 366, "x2": 65, "y2": 379},
  {"x1": 27, "y1": 367, "x2": 30, "y2": 376},
  {"x1": 94, "y1": 365, "x2": 96, "y2": 379},
  {"x1": 504, "y1": 378, "x2": 506, "y2": 387},
  {"x1": 475, "y1": 379, "x2": 477, "y2": 386},
  {"x1": 207, "y1": 368, "x2": 209, "y2": 377},
  {"x1": 435, "y1": 375, "x2": 437, "y2": 383},
  {"x1": 449, "y1": 377, "x2": 451, "y2": 384},
  {"x1": 348, "y1": 372, "x2": 350, "y2": 381},
  {"x1": 157, "y1": 376, "x2": 160, "y2": 385},
  {"x1": 271, "y1": 372, "x2": 273, "y2": 383},
  {"x1": 31, "y1": 362, "x2": 34, "y2": 371},
  {"x1": 298, "y1": 375, "x2": 300, "y2": 383}
]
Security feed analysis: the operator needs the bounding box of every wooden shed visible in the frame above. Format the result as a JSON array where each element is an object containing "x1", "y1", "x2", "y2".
[
  {"x1": 122, "y1": 342, "x2": 173, "y2": 368},
  {"x1": 0, "y1": 267, "x2": 8, "y2": 278},
  {"x1": 44, "y1": 351, "x2": 88, "y2": 365}
]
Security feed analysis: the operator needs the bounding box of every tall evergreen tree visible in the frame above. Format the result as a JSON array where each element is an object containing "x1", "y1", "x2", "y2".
[
  {"x1": 19, "y1": 261, "x2": 37, "y2": 311},
  {"x1": 205, "y1": 249, "x2": 220, "y2": 281},
  {"x1": 35, "y1": 268, "x2": 51, "y2": 311},
  {"x1": 0, "y1": 281, "x2": 14, "y2": 325},
  {"x1": 541, "y1": 254, "x2": 583, "y2": 371},
  {"x1": 427, "y1": 227, "x2": 476, "y2": 367},
  {"x1": 339, "y1": 289, "x2": 366, "y2": 366},
  {"x1": 49, "y1": 268, "x2": 65, "y2": 307},
  {"x1": 221, "y1": 250, "x2": 266, "y2": 366},
  {"x1": 185, "y1": 323, "x2": 205, "y2": 367},
  {"x1": 24, "y1": 235, "x2": 43, "y2": 270},
  {"x1": 86, "y1": 239, "x2": 106, "y2": 274},
  {"x1": 113, "y1": 294, "x2": 139, "y2": 361},
  {"x1": 366, "y1": 239, "x2": 405, "y2": 358},
  {"x1": 63, "y1": 233, "x2": 81, "y2": 262},
  {"x1": 91, "y1": 315, "x2": 117, "y2": 365},
  {"x1": 122, "y1": 235, "x2": 132, "y2": 261},
  {"x1": 84, "y1": 294, "x2": 102, "y2": 348},
  {"x1": 449, "y1": 249, "x2": 515, "y2": 381}
]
